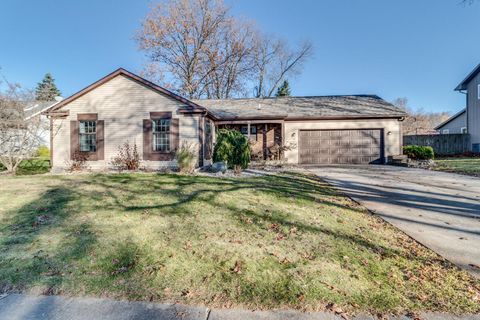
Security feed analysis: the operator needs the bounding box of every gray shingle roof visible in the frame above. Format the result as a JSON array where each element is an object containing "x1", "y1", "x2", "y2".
[
  {"x1": 24, "y1": 101, "x2": 57, "y2": 119},
  {"x1": 434, "y1": 108, "x2": 466, "y2": 130},
  {"x1": 195, "y1": 95, "x2": 406, "y2": 120}
]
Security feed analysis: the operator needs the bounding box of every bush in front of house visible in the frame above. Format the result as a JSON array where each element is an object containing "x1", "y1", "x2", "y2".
[
  {"x1": 403, "y1": 145, "x2": 434, "y2": 160},
  {"x1": 175, "y1": 141, "x2": 197, "y2": 174},
  {"x1": 68, "y1": 150, "x2": 89, "y2": 171},
  {"x1": 111, "y1": 142, "x2": 140, "y2": 171},
  {"x1": 213, "y1": 129, "x2": 251, "y2": 173},
  {"x1": 35, "y1": 145, "x2": 50, "y2": 158}
]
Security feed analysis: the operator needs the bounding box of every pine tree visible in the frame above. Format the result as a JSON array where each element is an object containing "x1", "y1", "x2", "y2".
[
  {"x1": 35, "y1": 73, "x2": 61, "y2": 101},
  {"x1": 275, "y1": 80, "x2": 291, "y2": 97}
]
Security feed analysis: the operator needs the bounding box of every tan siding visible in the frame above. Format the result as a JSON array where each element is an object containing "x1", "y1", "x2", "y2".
[
  {"x1": 283, "y1": 119, "x2": 402, "y2": 164},
  {"x1": 52, "y1": 75, "x2": 199, "y2": 171},
  {"x1": 467, "y1": 72, "x2": 480, "y2": 146}
]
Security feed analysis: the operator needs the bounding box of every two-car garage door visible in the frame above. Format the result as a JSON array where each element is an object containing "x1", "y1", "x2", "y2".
[{"x1": 299, "y1": 129, "x2": 384, "y2": 164}]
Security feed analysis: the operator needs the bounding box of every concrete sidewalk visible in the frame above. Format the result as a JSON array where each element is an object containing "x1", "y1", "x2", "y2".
[{"x1": 0, "y1": 294, "x2": 479, "y2": 320}]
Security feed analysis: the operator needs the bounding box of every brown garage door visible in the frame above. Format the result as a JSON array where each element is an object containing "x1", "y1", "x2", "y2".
[{"x1": 299, "y1": 129, "x2": 384, "y2": 164}]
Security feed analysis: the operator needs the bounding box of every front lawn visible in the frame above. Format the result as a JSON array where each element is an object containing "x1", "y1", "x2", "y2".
[
  {"x1": 434, "y1": 157, "x2": 480, "y2": 177},
  {"x1": 0, "y1": 172, "x2": 478, "y2": 314}
]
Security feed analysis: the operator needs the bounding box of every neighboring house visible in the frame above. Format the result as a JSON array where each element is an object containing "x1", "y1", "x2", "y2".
[
  {"x1": 44, "y1": 68, "x2": 406, "y2": 171},
  {"x1": 434, "y1": 108, "x2": 467, "y2": 134},
  {"x1": 24, "y1": 99, "x2": 62, "y2": 148},
  {"x1": 455, "y1": 63, "x2": 480, "y2": 152}
]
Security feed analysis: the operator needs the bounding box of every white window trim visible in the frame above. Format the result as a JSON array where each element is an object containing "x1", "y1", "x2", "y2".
[
  {"x1": 442, "y1": 129, "x2": 449, "y2": 134},
  {"x1": 461, "y1": 127, "x2": 467, "y2": 134},
  {"x1": 478, "y1": 84, "x2": 480, "y2": 100}
]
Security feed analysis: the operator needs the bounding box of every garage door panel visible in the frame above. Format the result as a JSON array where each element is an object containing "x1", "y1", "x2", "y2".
[{"x1": 299, "y1": 129, "x2": 383, "y2": 164}]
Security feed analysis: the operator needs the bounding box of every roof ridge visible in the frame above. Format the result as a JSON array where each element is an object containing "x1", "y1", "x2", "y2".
[{"x1": 196, "y1": 94, "x2": 382, "y2": 101}]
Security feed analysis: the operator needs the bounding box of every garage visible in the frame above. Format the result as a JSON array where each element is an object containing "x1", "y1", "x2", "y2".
[{"x1": 298, "y1": 129, "x2": 384, "y2": 164}]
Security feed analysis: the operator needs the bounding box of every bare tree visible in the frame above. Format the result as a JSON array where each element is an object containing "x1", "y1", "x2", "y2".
[
  {"x1": 393, "y1": 98, "x2": 451, "y2": 135},
  {"x1": 0, "y1": 80, "x2": 47, "y2": 174},
  {"x1": 136, "y1": 0, "x2": 314, "y2": 99},
  {"x1": 203, "y1": 20, "x2": 256, "y2": 98},
  {"x1": 252, "y1": 36, "x2": 313, "y2": 98},
  {"x1": 136, "y1": 0, "x2": 255, "y2": 99}
]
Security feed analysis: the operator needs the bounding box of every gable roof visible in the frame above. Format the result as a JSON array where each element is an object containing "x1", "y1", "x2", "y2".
[
  {"x1": 455, "y1": 63, "x2": 480, "y2": 91},
  {"x1": 45, "y1": 68, "x2": 206, "y2": 114},
  {"x1": 42, "y1": 68, "x2": 405, "y2": 121},
  {"x1": 434, "y1": 108, "x2": 466, "y2": 130},
  {"x1": 196, "y1": 95, "x2": 406, "y2": 121}
]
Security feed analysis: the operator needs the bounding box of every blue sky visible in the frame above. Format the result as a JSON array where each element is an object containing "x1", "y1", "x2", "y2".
[{"x1": 0, "y1": 0, "x2": 478, "y2": 113}]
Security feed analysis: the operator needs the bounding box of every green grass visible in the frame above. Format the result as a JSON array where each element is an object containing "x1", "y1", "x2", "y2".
[
  {"x1": 0, "y1": 158, "x2": 50, "y2": 175},
  {"x1": 0, "y1": 172, "x2": 478, "y2": 314},
  {"x1": 434, "y1": 157, "x2": 480, "y2": 177}
]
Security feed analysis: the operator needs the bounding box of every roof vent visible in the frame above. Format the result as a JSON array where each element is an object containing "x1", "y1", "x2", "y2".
[{"x1": 257, "y1": 103, "x2": 261, "y2": 110}]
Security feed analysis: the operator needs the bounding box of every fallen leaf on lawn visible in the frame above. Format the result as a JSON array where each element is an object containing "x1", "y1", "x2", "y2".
[
  {"x1": 279, "y1": 257, "x2": 292, "y2": 264},
  {"x1": 111, "y1": 266, "x2": 129, "y2": 275},
  {"x1": 325, "y1": 302, "x2": 344, "y2": 314},
  {"x1": 302, "y1": 252, "x2": 316, "y2": 260},
  {"x1": 181, "y1": 289, "x2": 194, "y2": 298},
  {"x1": 275, "y1": 233, "x2": 286, "y2": 241},
  {"x1": 406, "y1": 311, "x2": 422, "y2": 320},
  {"x1": 183, "y1": 241, "x2": 192, "y2": 250},
  {"x1": 231, "y1": 260, "x2": 243, "y2": 274},
  {"x1": 269, "y1": 223, "x2": 280, "y2": 232}
]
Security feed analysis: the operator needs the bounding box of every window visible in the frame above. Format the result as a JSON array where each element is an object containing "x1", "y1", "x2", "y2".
[
  {"x1": 442, "y1": 129, "x2": 449, "y2": 134},
  {"x1": 153, "y1": 119, "x2": 170, "y2": 152},
  {"x1": 241, "y1": 125, "x2": 257, "y2": 135},
  {"x1": 461, "y1": 127, "x2": 467, "y2": 134},
  {"x1": 79, "y1": 121, "x2": 96, "y2": 152},
  {"x1": 240, "y1": 125, "x2": 258, "y2": 141}
]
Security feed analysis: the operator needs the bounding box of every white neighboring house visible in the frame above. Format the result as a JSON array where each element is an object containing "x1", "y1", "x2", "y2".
[{"x1": 24, "y1": 98, "x2": 63, "y2": 148}]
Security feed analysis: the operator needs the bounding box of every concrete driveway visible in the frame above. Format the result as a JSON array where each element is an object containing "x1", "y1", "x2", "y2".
[{"x1": 308, "y1": 165, "x2": 480, "y2": 278}]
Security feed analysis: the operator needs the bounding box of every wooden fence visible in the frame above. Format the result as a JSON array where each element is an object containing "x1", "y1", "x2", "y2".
[{"x1": 403, "y1": 134, "x2": 470, "y2": 156}]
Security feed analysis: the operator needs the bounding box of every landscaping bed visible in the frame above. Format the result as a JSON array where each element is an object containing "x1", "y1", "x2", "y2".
[{"x1": 0, "y1": 172, "x2": 479, "y2": 314}]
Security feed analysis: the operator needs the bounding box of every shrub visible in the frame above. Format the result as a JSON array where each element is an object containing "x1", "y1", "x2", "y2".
[
  {"x1": 68, "y1": 150, "x2": 89, "y2": 171},
  {"x1": 111, "y1": 142, "x2": 140, "y2": 171},
  {"x1": 403, "y1": 145, "x2": 434, "y2": 160},
  {"x1": 35, "y1": 145, "x2": 50, "y2": 158},
  {"x1": 175, "y1": 141, "x2": 197, "y2": 174},
  {"x1": 213, "y1": 129, "x2": 251, "y2": 173}
]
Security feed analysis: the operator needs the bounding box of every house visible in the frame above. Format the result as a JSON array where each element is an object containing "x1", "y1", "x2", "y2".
[
  {"x1": 455, "y1": 63, "x2": 480, "y2": 152},
  {"x1": 434, "y1": 108, "x2": 466, "y2": 134},
  {"x1": 44, "y1": 68, "x2": 406, "y2": 171}
]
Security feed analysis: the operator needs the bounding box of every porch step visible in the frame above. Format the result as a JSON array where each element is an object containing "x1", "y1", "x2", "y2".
[{"x1": 388, "y1": 155, "x2": 409, "y2": 167}]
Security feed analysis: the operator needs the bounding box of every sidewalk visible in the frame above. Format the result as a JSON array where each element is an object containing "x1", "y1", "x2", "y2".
[{"x1": 0, "y1": 294, "x2": 478, "y2": 320}]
